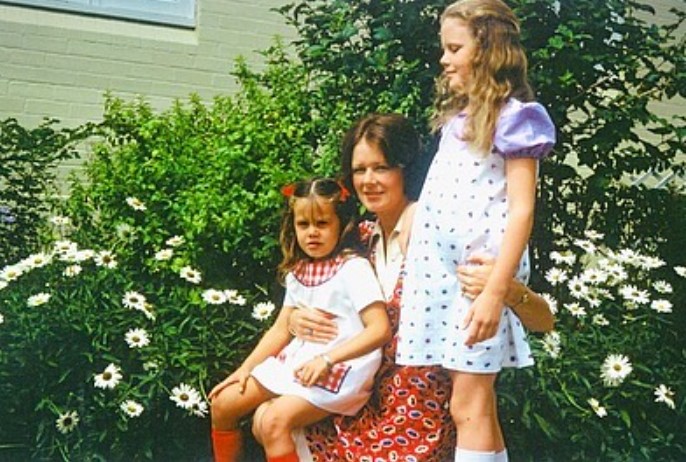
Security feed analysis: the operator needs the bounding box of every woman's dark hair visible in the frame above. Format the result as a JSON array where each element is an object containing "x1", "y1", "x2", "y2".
[
  {"x1": 277, "y1": 177, "x2": 361, "y2": 282},
  {"x1": 340, "y1": 113, "x2": 424, "y2": 201}
]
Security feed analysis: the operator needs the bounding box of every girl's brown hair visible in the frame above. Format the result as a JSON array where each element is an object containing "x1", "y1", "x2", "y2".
[
  {"x1": 277, "y1": 177, "x2": 362, "y2": 282},
  {"x1": 432, "y1": 0, "x2": 533, "y2": 154}
]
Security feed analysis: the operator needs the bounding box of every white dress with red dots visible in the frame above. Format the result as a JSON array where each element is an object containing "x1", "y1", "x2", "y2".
[{"x1": 397, "y1": 98, "x2": 556, "y2": 373}]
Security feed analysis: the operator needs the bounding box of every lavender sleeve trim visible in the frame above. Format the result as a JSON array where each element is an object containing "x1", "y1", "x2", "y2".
[{"x1": 495, "y1": 141, "x2": 555, "y2": 159}]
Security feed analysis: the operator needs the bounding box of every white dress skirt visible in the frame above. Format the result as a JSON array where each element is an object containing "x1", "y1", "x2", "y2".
[{"x1": 251, "y1": 255, "x2": 385, "y2": 416}]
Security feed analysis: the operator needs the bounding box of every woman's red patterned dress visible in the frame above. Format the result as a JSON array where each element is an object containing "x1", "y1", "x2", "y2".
[{"x1": 304, "y1": 221, "x2": 456, "y2": 461}]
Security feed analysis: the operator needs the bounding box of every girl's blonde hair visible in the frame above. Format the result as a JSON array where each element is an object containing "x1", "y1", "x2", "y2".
[
  {"x1": 432, "y1": 0, "x2": 533, "y2": 153},
  {"x1": 277, "y1": 177, "x2": 361, "y2": 282}
]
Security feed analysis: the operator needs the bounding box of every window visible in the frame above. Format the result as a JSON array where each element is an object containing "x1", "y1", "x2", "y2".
[{"x1": 1, "y1": 0, "x2": 195, "y2": 28}]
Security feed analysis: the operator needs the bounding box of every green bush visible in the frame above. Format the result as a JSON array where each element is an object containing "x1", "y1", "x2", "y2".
[
  {"x1": 0, "y1": 205, "x2": 276, "y2": 459},
  {"x1": 0, "y1": 118, "x2": 93, "y2": 267},
  {"x1": 499, "y1": 231, "x2": 685, "y2": 461}
]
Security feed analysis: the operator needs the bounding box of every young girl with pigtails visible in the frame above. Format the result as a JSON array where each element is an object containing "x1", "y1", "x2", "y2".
[
  {"x1": 397, "y1": 1, "x2": 556, "y2": 461},
  {"x1": 208, "y1": 178, "x2": 390, "y2": 462}
]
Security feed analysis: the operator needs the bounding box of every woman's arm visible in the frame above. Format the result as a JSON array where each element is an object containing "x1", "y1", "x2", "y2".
[
  {"x1": 462, "y1": 157, "x2": 537, "y2": 345},
  {"x1": 458, "y1": 253, "x2": 554, "y2": 333},
  {"x1": 295, "y1": 302, "x2": 391, "y2": 387}
]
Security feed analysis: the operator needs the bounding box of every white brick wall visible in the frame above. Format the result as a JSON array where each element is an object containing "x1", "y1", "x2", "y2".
[
  {"x1": 0, "y1": 0, "x2": 295, "y2": 181},
  {"x1": 0, "y1": 0, "x2": 294, "y2": 126}
]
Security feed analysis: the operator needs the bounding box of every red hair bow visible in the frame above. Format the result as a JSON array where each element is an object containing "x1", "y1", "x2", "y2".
[
  {"x1": 281, "y1": 183, "x2": 295, "y2": 197},
  {"x1": 338, "y1": 182, "x2": 351, "y2": 202}
]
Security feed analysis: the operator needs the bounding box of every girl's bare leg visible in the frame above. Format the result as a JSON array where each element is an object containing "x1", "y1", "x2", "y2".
[
  {"x1": 449, "y1": 371, "x2": 505, "y2": 452},
  {"x1": 253, "y1": 395, "x2": 330, "y2": 458}
]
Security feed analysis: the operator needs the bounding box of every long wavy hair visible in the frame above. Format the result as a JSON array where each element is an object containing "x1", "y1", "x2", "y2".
[
  {"x1": 277, "y1": 177, "x2": 361, "y2": 283},
  {"x1": 432, "y1": 0, "x2": 534, "y2": 154}
]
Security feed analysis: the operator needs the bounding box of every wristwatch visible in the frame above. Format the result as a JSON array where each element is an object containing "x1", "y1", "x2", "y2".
[{"x1": 512, "y1": 288, "x2": 530, "y2": 308}]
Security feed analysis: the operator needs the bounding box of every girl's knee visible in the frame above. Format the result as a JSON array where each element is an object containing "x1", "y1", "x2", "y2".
[
  {"x1": 210, "y1": 389, "x2": 241, "y2": 429},
  {"x1": 450, "y1": 374, "x2": 497, "y2": 424},
  {"x1": 258, "y1": 407, "x2": 295, "y2": 446}
]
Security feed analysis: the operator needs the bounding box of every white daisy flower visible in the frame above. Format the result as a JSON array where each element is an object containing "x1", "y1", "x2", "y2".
[
  {"x1": 638, "y1": 255, "x2": 666, "y2": 270},
  {"x1": 654, "y1": 384, "x2": 676, "y2": 409},
  {"x1": 28, "y1": 292, "x2": 51, "y2": 307},
  {"x1": 573, "y1": 238, "x2": 597, "y2": 254},
  {"x1": 584, "y1": 293, "x2": 602, "y2": 308},
  {"x1": 120, "y1": 400, "x2": 144, "y2": 418},
  {"x1": 650, "y1": 299, "x2": 673, "y2": 314},
  {"x1": 600, "y1": 354, "x2": 633, "y2": 387},
  {"x1": 73, "y1": 249, "x2": 94, "y2": 262},
  {"x1": 592, "y1": 313, "x2": 609, "y2": 326},
  {"x1": 53, "y1": 240, "x2": 78, "y2": 256},
  {"x1": 94, "y1": 363, "x2": 123, "y2": 389},
  {"x1": 166, "y1": 235, "x2": 185, "y2": 247},
  {"x1": 583, "y1": 230, "x2": 604, "y2": 241},
  {"x1": 50, "y1": 215, "x2": 72, "y2": 226},
  {"x1": 25, "y1": 252, "x2": 52, "y2": 269},
  {"x1": 652, "y1": 280, "x2": 673, "y2": 294},
  {"x1": 564, "y1": 302, "x2": 587, "y2": 318},
  {"x1": 63, "y1": 264, "x2": 83, "y2": 277},
  {"x1": 615, "y1": 249, "x2": 639, "y2": 265},
  {"x1": 605, "y1": 264, "x2": 628, "y2": 284},
  {"x1": 545, "y1": 267, "x2": 568, "y2": 286},
  {"x1": 541, "y1": 293, "x2": 558, "y2": 315},
  {"x1": 125, "y1": 328, "x2": 151, "y2": 348},
  {"x1": 618, "y1": 285, "x2": 650, "y2": 305},
  {"x1": 180, "y1": 266, "x2": 202, "y2": 284},
  {"x1": 541, "y1": 331, "x2": 561, "y2": 358},
  {"x1": 0, "y1": 281, "x2": 7, "y2": 290},
  {"x1": 94, "y1": 251, "x2": 117, "y2": 268},
  {"x1": 587, "y1": 398, "x2": 607, "y2": 418},
  {"x1": 143, "y1": 361, "x2": 159, "y2": 371},
  {"x1": 126, "y1": 197, "x2": 147, "y2": 211},
  {"x1": 123, "y1": 291, "x2": 147, "y2": 310},
  {"x1": 252, "y1": 301, "x2": 276, "y2": 321},
  {"x1": 580, "y1": 268, "x2": 608, "y2": 285},
  {"x1": 567, "y1": 276, "x2": 590, "y2": 299},
  {"x1": 0, "y1": 313, "x2": 4, "y2": 324},
  {"x1": 116, "y1": 223, "x2": 135, "y2": 240},
  {"x1": 202, "y1": 289, "x2": 227, "y2": 305},
  {"x1": 0, "y1": 264, "x2": 24, "y2": 282},
  {"x1": 550, "y1": 251, "x2": 576, "y2": 266},
  {"x1": 224, "y1": 290, "x2": 247, "y2": 306},
  {"x1": 191, "y1": 400, "x2": 209, "y2": 418},
  {"x1": 170, "y1": 383, "x2": 201, "y2": 410},
  {"x1": 154, "y1": 249, "x2": 174, "y2": 261},
  {"x1": 55, "y1": 410, "x2": 79, "y2": 434},
  {"x1": 139, "y1": 303, "x2": 156, "y2": 321},
  {"x1": 674, "y1": 266, "x2": 686, "y2": 278}
]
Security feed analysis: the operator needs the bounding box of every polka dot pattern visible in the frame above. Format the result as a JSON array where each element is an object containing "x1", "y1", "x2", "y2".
[{"x1": 397, "y1": 99, "x2": 555, "y2": 372}]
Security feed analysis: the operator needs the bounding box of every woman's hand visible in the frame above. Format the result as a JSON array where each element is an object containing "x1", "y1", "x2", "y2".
[
  {"x1": 457, "y1": 253, "x2": 495, "y2": 300},
  {"x1": 289, "y1": 308, "x2": 338, "y2": 343},
  {"x1": 458, "y1": 252, "x2": 555, "y2": 333},
  {"x1": 208, "y1": 366, "x2": 251, "y2": 400},
  {"x1": 294, "y1": 355, "x2": 330, "y2": 387}
]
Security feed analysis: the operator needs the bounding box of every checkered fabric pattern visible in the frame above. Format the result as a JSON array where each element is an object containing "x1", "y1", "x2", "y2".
[
  {"x1": 292, "y1": 255, "x2": 349, "y2": 287},
  {"x1": 313, "y1": 362, "x2": 351, "y2": 394}
]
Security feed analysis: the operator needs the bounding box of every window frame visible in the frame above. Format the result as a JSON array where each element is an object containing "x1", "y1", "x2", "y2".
[{"x1": 0, "y1": 0, "x2": 196, "y2": 28}]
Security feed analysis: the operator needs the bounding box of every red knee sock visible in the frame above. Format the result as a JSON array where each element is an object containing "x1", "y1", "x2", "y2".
[
  {"x1": 211, "y1": 428, "x2": 242, "y2": 462},
  {"x1": 266, "y1": 451, "x2": 299, "y2": 462}
]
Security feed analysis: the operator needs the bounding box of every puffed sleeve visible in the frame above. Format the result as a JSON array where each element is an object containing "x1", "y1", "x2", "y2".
[
  {"x1": 493, "y1": 99, "x2": 556, "y2": 159},
  {"x1": 341, "y1": 258, "x2": 384, "y2": 313}
]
